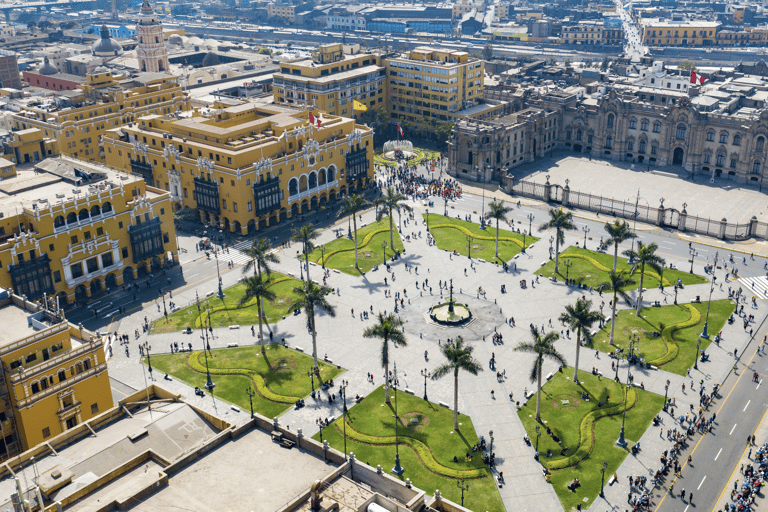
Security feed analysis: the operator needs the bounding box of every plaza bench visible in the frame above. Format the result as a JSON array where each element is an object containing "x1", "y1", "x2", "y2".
[
  {"x1": 227, "y1": 343, "x2": 238, "y2": 348},
  {"x1": 439, "y1": 401, "x2": 450, "y2": 409},
  {"x1": 546, "y1": 372, "x2": 553, "y2": 381},
  {"x1": 295, "y1": 346, "x2": 304, "y2": 352},
  {"x1": 404, "y1": 388, "x2": 415, "y2": 395},
  {"x1": 205, "y1": 291, "x2": 215, "y2": 297},
  {"x1": 271, "y1": 431, "x2": 283, "y2": 442},
  {"x1": 231, "y1": 405, "x2": 241, "y2": 413},
  {"x1": 229, "y1": 325, "x2": 240, "y2": 330}
]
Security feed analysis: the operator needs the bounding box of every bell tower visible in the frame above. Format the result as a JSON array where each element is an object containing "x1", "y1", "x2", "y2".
[{"x1": 135, "y1": 0, "x2": 169, "y2": 73}]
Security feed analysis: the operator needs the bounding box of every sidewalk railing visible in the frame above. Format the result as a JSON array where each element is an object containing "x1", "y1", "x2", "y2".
[{"x1": 508, "y1": 177, "x2": 766, "y2": 242}]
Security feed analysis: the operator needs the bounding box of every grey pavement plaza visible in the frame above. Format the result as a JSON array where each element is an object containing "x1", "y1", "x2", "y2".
[
  {"x1": 104, "y1": 183, "x2": 768, "y2": 512},
  {"x1": 512, "y1": 152, "x2": 768, "y2": 226}
]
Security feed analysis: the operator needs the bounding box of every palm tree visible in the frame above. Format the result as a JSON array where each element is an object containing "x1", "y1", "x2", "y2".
[
  {"x1": 288, "y1": 282, "x2": 336, "y2": 370},
  {"x1": 485, "y1": 199, "x2": 514, "y2": 259},
  {"x1": 539, "y1": 208, "x2": 576, "y2": 274},
  {"x1": 375, "y1": 186, "x2": 412, "y2": 250},
  {"x1": 292, "y1": 224, "x2": 319, "y2": 286},
  {"x1": 604, "y1": 220, "x2": 636, "y2": 272},
  {"x1": 238, "y1": 274, "x2": 277, "y2": 354},
  {"x1": 514, "y1": 326, "x2": 566, "y2": 422},
  {"x1": 431, "y1": 336, "x2": 483, "y2": 431},
  {"x1": 597, "y1": 271, "x2": 636, "y2": 345},
  {"x1": 242, "y1": 238, "x2": 280, "y2": 349},
  {"x1": 623, "y1": 241, "x2": 665, "y2": 315},
  {"x1": 363, "y1": 313, "x2": 407, "y2": 403},
  {"x1": 559, "y1": 298, "x2": 603, "y2": 383},
  {"x1": 337, "y1": 194, "x2": 372, "y2": 269}
]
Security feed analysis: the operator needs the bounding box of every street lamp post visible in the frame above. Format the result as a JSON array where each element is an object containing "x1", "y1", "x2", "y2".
[
  {"x1": 627, "y1": 190, "x2": 641, "y2": 265},
  {"x1": 457, "y1": 480, "x2": 469, "y2": 507},
  {"x1": 466, "y1": 234, "x2": 473, "y2": 259},
  {"x1": 392, "y1": 362, "x2": 404, "y2": 475},
  {"x1": 700, "y1": 251, "x2": 718, "y2": 341},
  {"x1": 599, "y1": 301, "x2": 605, "y2": 328},
  {"x1": 489, "y1": 430, "x2": 494, "y2": 465},
  {"x1": 663, "y1": 379, "x2": 670, "y2": 411},
  {"x1": 674, "y1": 284, "x2": 679, "y2": 305},
  {"x1": 348, "y1": 212, "x2": 353, "y2": 239},
  {"x1": 549, "y1": 236, "x2": 554, "y2": 259},
  {"x1": 421, "y1": 368, "x2": 430, "y2": 400},
  {"x1": 564, "y1": 259, "x2": 573, "y2": 281},
  {"x1": 616, "y1": 340, "x2": 635, "y2": 447},
  {"x1": 214, "y1": 251, "x2": 225, "y2": 299},
  {"x1": 689, "y1": 248, "x2": 699, "y2": 274},
  {"x1": 162, "y1": 292, "x2": 167, "y2": 318},
  {"x1": 143, "y1": 342, "x2": 152, "y2": 379},
  {"x1": 444, "y1": 197, "x2": 448, "y2": 217},
  {"x1": 426, "y1": 208, "x2": 429, "y2": 231},
  {"x1": 535, "y1": 425, "x2": 541, "y2": 454},
  {"x1": 582, "y1": 225, "x2": 590, "y2": 249},
  {"x1": 341, "y1": 379, "x2": 348, "y2": 414},
  {"x1": 246, "y1": 386, "x2": 255, "y2": 417},
  {"x1": 381, "y1": 241, "x2": 387, "y2": 266},
  {"x1": 299, "y1": 253, "x2": 304, "y2": 281},
  {"x1": 307, "y1": 369, "x2": 315, "y2": 392},
  {"x1": 526, "y1": 213, "x2": 534, "y2": 252},
  {"x1": 321, "y1": 246, "x2": 325, "y2": 269},
  {"x1": 600, "y1": 461, "x2": 608, "y2": 497}
]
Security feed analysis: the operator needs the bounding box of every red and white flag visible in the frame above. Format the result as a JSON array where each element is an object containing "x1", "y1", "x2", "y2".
[
  {"x1": 308, "y1": 111, "x2": 315, "y2": 124},
  {"x1": 398, "y1": 123, "x2": 404, "y2": 136},
  {"x1": 316, "y1": 117, "x2": 322, "y2": 127},
  {"x1": 690, "y1": 70, "x2": 706, "y2": 85}
]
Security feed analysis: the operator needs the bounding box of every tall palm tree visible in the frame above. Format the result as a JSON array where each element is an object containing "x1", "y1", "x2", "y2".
[
  {"x1": 514, "y1": 326, "x2": 566, "y2": 422},
  {"x1": 604, "y1": 220, "x2": 636, "y2": 272},
  {"x1": 597, "y1": 271, "x2": 636, "y2": 346},
  {"x1": 485, "y1": 199, "x2": 514, "y2": 259},
  {"x1": 623, "y1": 241, "x2": 665, "y2": 315},
  {"x1": 238, "y1": 274, "x2": 277, "y2": 354},
  {"x1": 539, "y1": 208, "x2": 576, "y2": 274},
  {"x1": 431, "y1": 336, "x2": 483, "y2": 431},
  {"x1": 375, "y1": 186, "x2": 412, "y2": 250},
  {"x1": 363, "y1": 312, "x2": 407, "y2": 403},
  {"x1": 337, "y1": 194, "x2": 372, "y2": 269},
  {"x1": 288, "y1": 282, "x2": 335, "y2": 370},
  {"x1": 242, "y1": 237, "x2": 280, "y2": 347},
  {"x1": 292, "y1": 224, "x2": 319, "y2": 286},
  {"x1": 559, "y1": 298, "x2": 603, "y2": 383}
]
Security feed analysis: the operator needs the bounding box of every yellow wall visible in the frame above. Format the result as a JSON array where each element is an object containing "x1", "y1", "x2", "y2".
[{"x1": 642, "y1": 23, "x2": 718, "y2": 45}]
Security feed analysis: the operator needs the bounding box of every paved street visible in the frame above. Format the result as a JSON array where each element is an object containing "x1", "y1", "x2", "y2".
[{"x1": 81, "y1": 156, "x2": 768, "y2": 512}]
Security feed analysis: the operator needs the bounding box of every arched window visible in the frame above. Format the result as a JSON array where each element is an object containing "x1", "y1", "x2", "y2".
[
  {"x1": 641, "y1": 119, "x2": 649, "y2": 131},
  {"x1": 54, "y1": 215, "x2": 65, "y2": 228},
  {"x1": 707, "y1": 130, "x2": 715, "y2": 142},
  {"x1": 717, "y1": 153, "x2": 725, "y2": 166},
  {"x1": 102, "y1": 202, "x2": 112, "y2": 213},
  {"x1": 155, "y1": 36, "x2": 159, "y2": 43},
  {"x1": 308, "y1": 171, "x2": 317, "y2": 189},
  {"x1": 629, "y1": 118, "x2": 637, "y2": 129},
  {"x1": 299, "y1": 175, "x2": 308, "y2": 193},
  {"x1": 576, "y1": 129, "x2": 582, "y2": 141},
  {"x1": 676, "y1": 124, "x2": 687, "y2": 140},
  {"x1": 78, "y1": 208, "x2": 89, "y2": 221},
  {"x1": 318, "y1": 169, "x2": 327, "y2": 185},
  {"x1": 758, "y1": 137, "x2": 765, "y2": 152},
  {"x1": 327, "y1": 166, "x2": 336, "y2": 182},
  {"x1": 734, "y1": 134, "x2": 742, "y2": 146},
  {"x1": 639, "y1": 140, "x2": 647, "y2": 153},
  {"x1": 66, "y1": 212, "x2": 77, "y2": 224},
  {"x1": 754, "y1": 161, "x2": 762, "y2": 174},
  {"x1": 607, "y1": 114, "x2": 614, "y2": 129},
  {"x1": 288, "y1": 178, "x2": 298, "y2": 196},
  {"x1": 605, "y1": 136, "x2": 613, "y2": 149},
  {"x1": 90, "y1": 205, "x2": 101, "y2": 217},
  {"x1": 83, "y1": 359, "x2": 91, "y2": 370}
]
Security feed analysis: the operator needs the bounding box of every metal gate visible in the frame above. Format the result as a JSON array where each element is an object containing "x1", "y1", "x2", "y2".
[
  {"x1": 663, "y1": 209, "x2": 680, "y2": 228},
  {"x1": 550, "y1": 184, "x2": 563, "y2": 203}
]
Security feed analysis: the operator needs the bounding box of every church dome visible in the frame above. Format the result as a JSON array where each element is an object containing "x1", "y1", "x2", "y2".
[
  {"x1": 201, "y1": 51, "x2": 220, "y2": 67},
  {"x1": 38, "y1": 56, "x2": 58, "y2": 76},
  {"x1": 92, "y1": 25, "x2": 123, "y2": 56},
  {"x1": 168, "y1": 34, "x2": 183, "y2": 45}
]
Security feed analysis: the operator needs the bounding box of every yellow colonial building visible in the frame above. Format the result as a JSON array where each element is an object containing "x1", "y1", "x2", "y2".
[
  {"x1": 0, "y1": 292, "x2": 110, "y2": 462},
  {"x1": 641, "y1": 20, "x2": 720, "y2": 46},
  {"x1": 273, "y1": 44, "x2": 386, "y2": 120},
  {"x1": 267, "y1": 3, "x2": 296, "y2": 23},
  {"x1": 102, "y1": 101, "x2": 375, "y2": 235},
  {"x1": 7, "y1": 71, "x2": 187, "y2": 164},
  {"x1": 0, "y1": 156, "x2": 176, "y2": 305},
  {"x1": 385, "y1": 47, "x2": 485, "y2": 122}
]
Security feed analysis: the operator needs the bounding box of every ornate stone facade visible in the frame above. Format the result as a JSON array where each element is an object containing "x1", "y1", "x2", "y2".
[{"x1": 135, "y1": 0, "x2": 169, "y2": 73}]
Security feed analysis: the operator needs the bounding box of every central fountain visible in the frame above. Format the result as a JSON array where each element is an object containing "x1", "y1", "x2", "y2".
[{"x1": 429, "y1": 279, "x2": 472, "y2": 326}]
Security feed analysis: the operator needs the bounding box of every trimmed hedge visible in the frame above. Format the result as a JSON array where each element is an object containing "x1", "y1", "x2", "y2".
[
  {"x1": 429, "y1": 223, "x2": 527, "y2": 249},
  {"x1": 561, "y1": 253, "x2": 671, "y2": 286},
  {"x1": 186, "y1": 351, "x2": 298, "y2": 404},
  {"x1": 314, "y1": 227, "x2": 391, "y2": 266},
  {"x1": 543, "y1": 387, "x2": 638, "y2": 471},
  {"x1": 647, "y1": 304, "x2": 701, "y2": 368},
  {"x1": 338, "y1": 418, "x2": 485, "y2": 479}
]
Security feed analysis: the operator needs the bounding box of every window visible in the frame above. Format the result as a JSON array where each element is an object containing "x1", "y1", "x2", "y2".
[
  {"x1": 233, "y1": 202, "x2": 238, "y2": 213},
  {"x1": 627, "y1": 141, "x2": 634, "y2": 151},
  {"x1": 653, "y1": 122, "x2": 661, "y2": 133},
  {"x1": 629, "y1": 118, "x2": 636, "y2": 129},
  {"x1": 717, "y1": 153, "x2": 725, "y2": 166},
  {"x1": 101, "y1": 252, "x2": 113, "y2": 268},
  {"x1": 71, "y1": 235, "x2": 78, "y2": 244},
  {"x1": 86, "y1": 257, "x2": 99, "y2": 273},
  {"x1": 734, "y1": 134, "x2": 741, "y2": 146},
  {"x1": 676, "y1": 124, "x2": 686, "y2": 140},
  {"x1": 42, "y1": 427, "x2": 50, "y2": 439},
  {"x1": 704, "y1": 154, "x2": 711, "y2": 164},
  {"x1": 720, "y1": 133, "x2": 728, "y2": 143},
  {"x1": 605, "y1": 136, "x2": 613, "y2": 149},
  {"x1": 96, "y1": 227, "x2": 103, "y2": 236},
  {"x1": 58, "y1": 370, "x2": 66, "y2": 382},
  {"x1": 91, "y1": 403, "x2": 99, "y2": 414},
  {"x1": 707, "y1": 131, "x2": 714, "y2": 142},
  {"x1": 53, "y1": 270, "x2": 61, "y2": 283},
  {"x1": 26, "y1": 353, "x2": 37, "y2": 363},
  {"x1": 122, "y1": 247, "x2": 128, "y2": 258},
  {"x1": 731, "y1": 158, "x2": 738, "y2": 169},
  {"x1": 758, "y1": 137, "x2": 765, "y2": 152},
  {"x1": 754, "y1": 161, "x2": 762, "y2": 174},
  {"x1": 651, "y1": 145, "x2": 658, "y2": 155},
  {"x1": 639, "y1": 140, "x2": 646, "y2": 153},
  {"x1": 71, "y1": 263, "x2": 84, "y2": 279},
  {"x1": 84, "y1": 231, "x2": 91, "y2": 240},
  {"x1": 641, "y1": 120, "x2": 648, "y2": 131},
  {"x1": 607, "y1": 114, "x2": 614, "y2": 129}
]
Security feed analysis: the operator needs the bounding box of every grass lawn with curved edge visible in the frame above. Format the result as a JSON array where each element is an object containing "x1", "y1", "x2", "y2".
[
  {"x1": 423, "y1": 213, "x2": 536, "y2": 264},
  {"x1": 517, "y1": 367, "x2": 663, "y2": 511},
  {"x1": 593, "y1": 299, "x2": 736, "y2": 375},
  {"x1": 535, "y1": 246, "x2": 709, "y2": 290},
  {"x1": 315, "y1": 386, "x2": 504, "y2": 512},
  {"x1": 150, "y1": 272, "x2": 304, "y2": 334},
  {"x1": 306, "y1": 217, "x2": 404, "y2": 276},
  {"x1": 145, "y1": 344, "x2": 344, "y2": 418}
]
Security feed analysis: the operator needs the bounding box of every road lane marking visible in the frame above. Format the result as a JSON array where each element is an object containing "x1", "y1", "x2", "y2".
[
  {"x1": 757, "y1": 379, "x2": 762, "y2": 389},
  {"x1": 715, "y1": 448, "x2": 722, "y2": 460},
  {"x1": 698, "y1": 476, "x2": 707, "y2": 490},
  {"x1": 744, "y1": 400, "x2": 751, "y2": 411},
  {"x1": 730, "y1": 423, "x2": 738, "y2": 435}
]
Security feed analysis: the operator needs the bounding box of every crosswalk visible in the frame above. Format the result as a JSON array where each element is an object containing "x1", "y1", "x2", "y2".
[{"x1": 739, "y1": 276, "x2": 768, "y2": 298}]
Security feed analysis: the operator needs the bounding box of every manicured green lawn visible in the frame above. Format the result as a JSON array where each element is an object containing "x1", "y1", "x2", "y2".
[
  {"x1": 146, "y1": 344, "x2": 345, "y2": 418},
  {"x1": 517, "y1": 368, "x2": 664, "y2": 511},
  {"x1": 535, "y1": 246, "x2": 709, "y2": 290},
  {"x1": 593, "y1": 299, "x2": 736, "y2": 375},
  {"x1": 150, "y1": 272, "x2": 304, "y2": 334},
  {"x1": 307, "y1": 217, "x2": 404, "y2": 276},
  {"x1": 316, "y1": 386, "x2": 504, "y2": 512},
  {"x1": 423, "y1": 213, "x2": 536, "y2": 264}
]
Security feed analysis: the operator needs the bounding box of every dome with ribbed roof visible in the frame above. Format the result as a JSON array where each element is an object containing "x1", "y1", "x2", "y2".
[
  {"x1": 38, "y1": 56, "x2": 58, "y2": 76},
  {"x1": 92, "y1": 24, "x2": 123, "y2": 56},
  {"x1": 201, "y1": 51, "x2": 220, "y2": 67}
]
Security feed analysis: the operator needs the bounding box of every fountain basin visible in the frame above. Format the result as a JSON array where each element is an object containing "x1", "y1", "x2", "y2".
[{"x1": 429, "y1": 303, "x2": 472, "y2": 326}]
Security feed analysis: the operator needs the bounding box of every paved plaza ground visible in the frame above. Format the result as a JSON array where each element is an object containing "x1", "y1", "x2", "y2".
[
  {"x1": 511, "y1": 152, "x2": 768, "y2": 226},
  {"x1": 104, "y1": 184, "x2": 768, "y2": 511}
]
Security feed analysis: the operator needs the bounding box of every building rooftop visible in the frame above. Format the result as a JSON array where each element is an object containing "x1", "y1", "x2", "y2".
[
  {"x1": 0, "y1": 297, "x2": 40, "y2": 345},
  {"x1": 274, "y1": 64, "x2": 383, "y2": 84}
]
